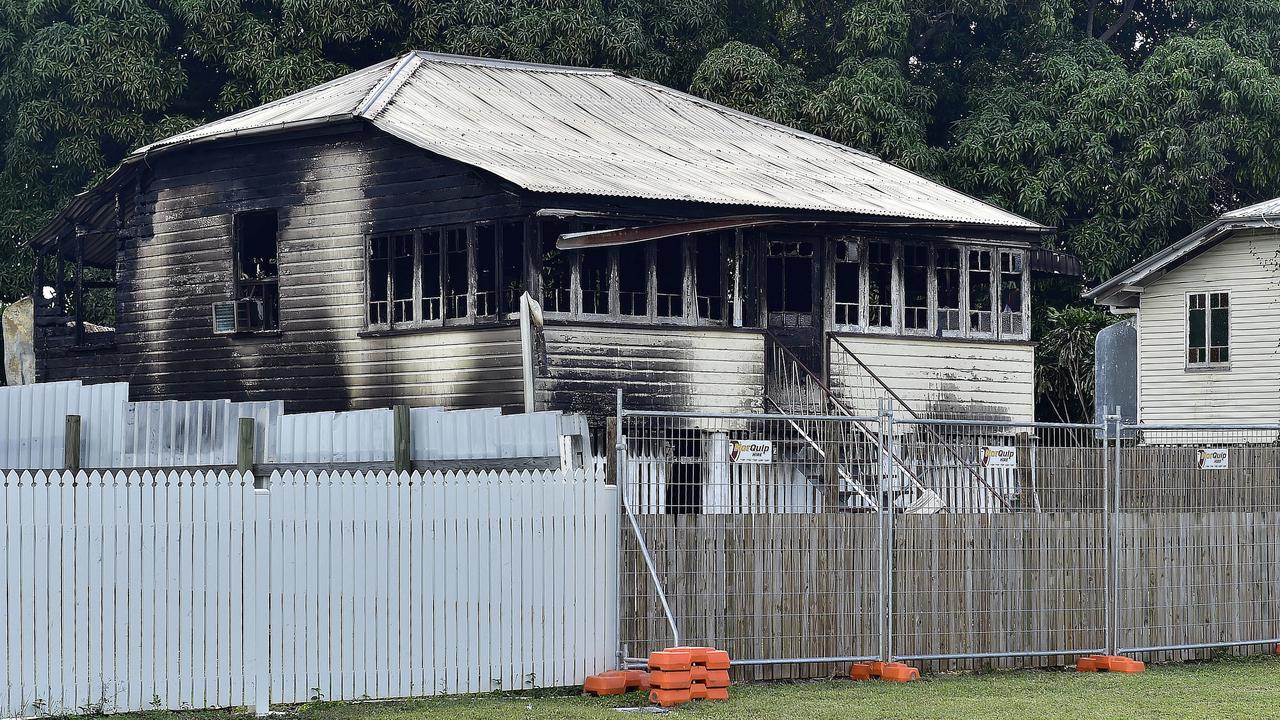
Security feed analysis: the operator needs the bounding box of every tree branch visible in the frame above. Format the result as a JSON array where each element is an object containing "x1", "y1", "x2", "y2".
[
  {"x1": 1097, "y1": 0, "x2": 1135, "y2": 43},
  {"x1": 913, "y1": 11, "x2": 953, "y2": 54}
]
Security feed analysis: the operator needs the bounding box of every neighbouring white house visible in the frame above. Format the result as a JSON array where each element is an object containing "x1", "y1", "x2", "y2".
[{"x1": 1086, "y1": 197, "x2": 1280, "y2": 426}]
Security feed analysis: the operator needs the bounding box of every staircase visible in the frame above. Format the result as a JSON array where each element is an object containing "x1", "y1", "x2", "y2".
[
  {"x1": 826, "y1": 334, "x2": 1013, "y2": 512},
  {"x1": 762, "y1": 332, "x2": 944, "y2": 513}
]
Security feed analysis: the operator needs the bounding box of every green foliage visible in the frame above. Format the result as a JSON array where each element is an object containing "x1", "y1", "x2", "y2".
[
  {"x1": 1035, "y1": 303, "x2": 1117, "y2": 423},
  {"x1": 1, "y1": 0, "x2": 1280, "y2": 415}
]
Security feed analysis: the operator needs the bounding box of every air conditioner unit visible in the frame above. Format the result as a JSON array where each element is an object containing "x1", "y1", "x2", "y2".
[{"x1": 212, "y1": 300, "x2": 247, "y2": 334}]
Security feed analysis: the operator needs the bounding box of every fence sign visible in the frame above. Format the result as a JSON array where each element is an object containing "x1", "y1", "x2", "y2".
[
  {"x1": 979, "y1": 445, "x2": 1017, "y2": 468},
  {"x1": 1196, "y1": 447, "x2": 1229, "y2": 470},
  {"x1": 729, "y1": 439, "x2": 773, "y2": 464}
]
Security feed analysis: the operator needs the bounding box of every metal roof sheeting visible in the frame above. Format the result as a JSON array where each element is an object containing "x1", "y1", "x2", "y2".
[
  {"x1": 1224, "y1": 196, "x2": 1280, "y2": 220},
  {"x1": 131, "y1": 51, "x2": 1040, "y2": 229}
]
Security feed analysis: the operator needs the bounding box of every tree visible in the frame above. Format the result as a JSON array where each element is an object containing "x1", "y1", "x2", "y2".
[{"x1": 2, "y1": 0, "x2": 1280, "y2": 414}]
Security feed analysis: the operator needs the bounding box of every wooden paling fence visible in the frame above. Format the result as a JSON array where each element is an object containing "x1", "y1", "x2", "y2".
[
  {"x1": 618, "y1": 411, "x2": 1280, "y2": 676},
  {"x1": 0, "y1": 468, "x2": 617, "y2": 717}
]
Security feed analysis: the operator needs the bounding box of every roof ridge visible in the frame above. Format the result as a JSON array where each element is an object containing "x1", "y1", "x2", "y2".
[
  {"x1": 356, "y1": 52, "x2": 422, "y2": 118},
  {"x1": 412, "y1": 50, "x2": 617, "y2": 76}
]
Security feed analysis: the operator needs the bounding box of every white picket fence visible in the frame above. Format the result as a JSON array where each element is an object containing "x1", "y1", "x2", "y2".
[{"x1": 0, "y1": 467, "x2": 618, "y2": 717}]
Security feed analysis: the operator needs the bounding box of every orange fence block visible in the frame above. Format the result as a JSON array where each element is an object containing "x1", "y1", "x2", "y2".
[
  {"x1": 705, "y1": 686, "x2": 729, "y2": 701},
  {"x1": 704, "y1": 649, "x2": 731, "y2": 670},
  {"x1": 582, "y1": 672, "x2": 627, "y2": 696},
  {"x1": 689, "y1": 682, "x2": 708, "y2": 700},
  {"x1": 849, "y1": 661, "x2": 918, "y2": 682},
  {"x1": 667, "y1": 646, "x2": 714, "y2": 664},
  {"x1": 648, "y1": 650, "x2": 693, "y2": 671},
  {"x1": 704, "y1": 669, "x2": 730, "y2": 688},
  {"x1": 649, "y1": 688, "x2": 691, "y2": 707},
  {"x1": 649, "y1": 670, "x2": 692, "y2": 689},
  {"x1": 1076, "y1": 655, "x2": 1144, "y2": 673},
  {"x1": 622, "y1": 669, "x2": 650, "y2": 691}
]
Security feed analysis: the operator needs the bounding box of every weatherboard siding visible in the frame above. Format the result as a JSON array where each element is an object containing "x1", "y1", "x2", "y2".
[
  {"x1": 1137, "y1": 229, "x2": 1280, "y2": 424},
  {"x1": 537, "y1": 324, "x2": 766, "y2": 417},
  {"x1": 828, "y1": 334, "x2": 1036, "y2": 422},
  {"x1": 40, "y1": 129, "x2": 526, "y2": 412}
]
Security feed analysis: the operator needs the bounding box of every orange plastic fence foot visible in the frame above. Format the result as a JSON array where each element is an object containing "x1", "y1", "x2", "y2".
[
  {"x1": 850, "y1": 661, "x2": 918, "y2": 682},
  {"x1": 849, "y1": 662, "x2": 876, "y2": 681},
  {"x1": 705, "y1": 686, "x2": 729, "y2": 701},
  {"x1": 649, "y1": 688, "x2": 691, "y2": 707},
  {"x1": 1076, "y1": 655, "x2": 1144, "y2": 673},
  {"x1": 623, "y1": 669, "x2": 650, "y2": 691},
  {"x1": 689, "y1": 682, "x2": 708, "y2": 700},
  {"x1": 880, "y1": 662, "x2": 920, "y2": 683},
  {"x1": 583, "y1": 672, "x2": 627, "y2": 696}
]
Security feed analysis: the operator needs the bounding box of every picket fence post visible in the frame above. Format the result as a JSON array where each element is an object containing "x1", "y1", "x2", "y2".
[{"x1": 250, "y1": 484, "x2": 272, "y2": 715}]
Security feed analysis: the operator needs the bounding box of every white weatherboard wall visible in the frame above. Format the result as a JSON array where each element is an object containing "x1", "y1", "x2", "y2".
[
  {"x1": 829, "y1": 334, "x2": 1035, "y2": 422},
  {"x1": 1137, "y1": 229, "x2": 1280, "y2": 427},
  {"x1": 0, "y1": 468, "x2": 618, "y2": 716}
]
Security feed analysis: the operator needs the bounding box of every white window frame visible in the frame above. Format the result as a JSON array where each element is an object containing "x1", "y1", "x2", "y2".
[{"x1": 1184, "y1": 290, "x2": 1231, "y2": 370}]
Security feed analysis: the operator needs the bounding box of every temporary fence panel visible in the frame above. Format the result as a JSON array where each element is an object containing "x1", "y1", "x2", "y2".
[
  {"x1": 618, "y1": 411, "x2": 886, "y2": 680},
  {"x1": 1116, "y1": 426, "x2": 1280, "y2": 657},
  {"x1": 891, "y1": 419, "x2": 1109, "y2": 666},
  {"x1": 0, "y1": 467, "x2": 617, "y2": 717}
]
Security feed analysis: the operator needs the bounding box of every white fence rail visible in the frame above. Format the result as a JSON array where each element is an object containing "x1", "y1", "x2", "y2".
[
  {"x1": 0, "y1": 381, "x2": 588, "y2": 470},
  {"x1": 0, "y1": 467, "x2": 618, "y2": 717}
]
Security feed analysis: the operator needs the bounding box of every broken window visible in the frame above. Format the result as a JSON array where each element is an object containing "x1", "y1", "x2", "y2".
[
  {"x1": 833, "y1": 238, "x2": 860, "y2": 326},
  {"x1": 420, "y1": 229, "x2": 443, "y2": 321},
  {"x1": 368, "y1": 234, "x2": 390, "y2": 326},
  {"x1": 766, "y1": 240, "x2": 813, "y2": 314},
  {"x1": 541, "y1": 220, "x2": 573, "y2": 313},
  {"x1": 391, "y1": 234, "x2": 415, "y2": 324},
  {"x1": 999, "y1": 251, "x2": 1024, "y2": 336},
  {"x1": 903, "y1": 244, "x2": 929, "y2": 331},
  {"x1": 618, "y1": 243, "x2": 649, "y2": 316},
  {"x1": 234, "y1": 209, "x2": 279, "y2": 331},
  {"x1": 656, "y1": 237, "x2": 685, "y2": 318},
  {"x1": 444, "y1": 227, "x2": 469, "y2": 319},
  {"x1": 867, "y1": 240, "x2": 892, "y2": 328},
  {"x1": 936, "y1": 247, "x2": 961, "y2": 332},
  {"x1": 695, "y1": 236, "x2": 724, "y2": 322},
  {"x1": 1187, "y1": 292, "x2": 1229, "y2": 365},
  {"x1": 501, "y1": 221, "x2": 525, "y2": 313},
  {"x1": 968, "y1": 249, "x2": 993, "y2": 333},
  {"x1": 474, "y1": 224, "x2": 498, "y2": 318},
  {"x1": 579, "y1": 247, "x2": 611, "y2": 314}
]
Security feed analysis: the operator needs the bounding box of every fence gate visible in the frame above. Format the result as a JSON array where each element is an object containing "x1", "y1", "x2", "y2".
[{"x1": 617, "y1": 408, "x2": 887, "y2": 678}]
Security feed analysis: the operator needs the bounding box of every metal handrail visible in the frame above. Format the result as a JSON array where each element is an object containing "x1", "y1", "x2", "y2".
[
  {"x1": 827, "y1": 332, "x2": 1012, "y2": 512},
  {"x1": 762, "y1": 331, "x2": 936, "y2": 506}
]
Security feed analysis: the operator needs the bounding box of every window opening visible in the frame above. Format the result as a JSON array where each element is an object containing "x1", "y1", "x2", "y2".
[
  {"x1": 867, "y1": 240, "x2": 892, "y2": 327},
  {"x1": 235, "y1": 210, "x2": 279, "y2": 331},
  {"x1": 656, "y1": 237, "x2": 685, "y2": 318},
  {"x1": 999, "y1": 251, "x2": 1024, "y2": 336},
  {"x1": 903, "y1": 243, "x2": 929, "y2": 331},
  {"x1": 695, "y1": 236, "x2": 724, "y2": 322},
  {"x1": 968, "y1": 249, "x2": 993, "y2": 333},
  {"x1": 834, "y1": 239, "x2": 860, "y2": 326}
]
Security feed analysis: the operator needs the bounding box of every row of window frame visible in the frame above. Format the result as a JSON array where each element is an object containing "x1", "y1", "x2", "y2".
[{"x1": 825, "y1": 237, "x2": 1031, "y2": 341}]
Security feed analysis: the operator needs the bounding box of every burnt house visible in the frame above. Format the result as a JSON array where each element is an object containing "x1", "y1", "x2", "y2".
[{"x1": 31, "y1": 51, "x2": 1057, "y2": 424}]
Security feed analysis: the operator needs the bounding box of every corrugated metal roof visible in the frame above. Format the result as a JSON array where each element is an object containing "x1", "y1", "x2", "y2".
[
  {"x1": 1223, "y1": 196, "x2": 1280, "y2": 219},
  {"x1": 131, "y1": 51, "x2": 1041, "y2": 229}
]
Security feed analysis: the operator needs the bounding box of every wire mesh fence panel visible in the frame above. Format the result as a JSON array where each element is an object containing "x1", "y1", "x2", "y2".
[
  {"x1": 1117, "y1": 425, "x2": 1280, "y2": 660},
  {"x1": 618, "y1": 411, "x2": 885, "y2": 680},
  {"x1": 891, "y1": 420, "x2": 1109, "y2": 668}
]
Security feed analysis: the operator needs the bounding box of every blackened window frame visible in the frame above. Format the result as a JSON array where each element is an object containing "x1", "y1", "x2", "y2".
[
  {"x1": 232, "y1": 209, "x2": 281, "y2": 333},
  {"x1": 365, "y1": 218, "x2": 527, "y2": 332}
]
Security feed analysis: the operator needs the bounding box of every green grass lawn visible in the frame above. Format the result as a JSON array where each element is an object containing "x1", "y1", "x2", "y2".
[{"x1": 99, "y1": 656, "x2": 1280, "y2": 720}]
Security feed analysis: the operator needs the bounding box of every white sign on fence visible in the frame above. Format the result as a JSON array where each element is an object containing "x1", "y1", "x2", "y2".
[
  {"x1": 729, "y1": 439, "x2": 773, "y2": 464},
  {"x1": 979, "y1": 445, "x2": 1018, "y2": 468},
  {"x1": 1197, "y1": 447, "x2": 1229, "y2": 470}
]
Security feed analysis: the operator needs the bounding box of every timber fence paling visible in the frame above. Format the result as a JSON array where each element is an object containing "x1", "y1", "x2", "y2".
[{"x1": 0, "y1": 467, "x2": 618, "y2": 717}]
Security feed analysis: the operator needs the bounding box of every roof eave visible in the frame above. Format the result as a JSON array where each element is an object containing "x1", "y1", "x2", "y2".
[{"x1": 1084, "y1": 217, "x2": 1274, "y2": 305}]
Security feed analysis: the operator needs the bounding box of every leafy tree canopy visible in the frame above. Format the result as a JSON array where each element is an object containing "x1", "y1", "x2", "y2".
[{"x1": 1, "y1": 0, "x2": 1279, "y2": 416}]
